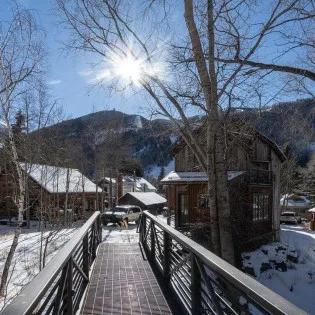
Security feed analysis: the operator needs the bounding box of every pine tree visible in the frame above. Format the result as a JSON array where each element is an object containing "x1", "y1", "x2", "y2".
[{"x1": 158, "y1": 166, "x2": 165, "y2": 181}]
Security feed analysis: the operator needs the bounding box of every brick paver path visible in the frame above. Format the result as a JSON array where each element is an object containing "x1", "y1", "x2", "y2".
[{"x1": 81, "y1": 243, "x2": 172, "y2": 315}]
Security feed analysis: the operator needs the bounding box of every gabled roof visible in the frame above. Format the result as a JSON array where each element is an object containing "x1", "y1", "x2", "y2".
[
  {"x1": 161, "y1": 171, "x2": 245, "y2": 183},
  {"x1": 280, "y1": 194, "x2": 312, "y2": 207},
  {"x1": 169, "y1": 122, "x2": 286, "y2": 163},
  {"x1": 20, "y1": 163, "x2": 100, "y2": 193},
  {"x1": 102, "y1": 176, "x2": 157, "y2": 191},
  {"x1": 120, "y1": 192, "x2": 166, "y2": 206}
]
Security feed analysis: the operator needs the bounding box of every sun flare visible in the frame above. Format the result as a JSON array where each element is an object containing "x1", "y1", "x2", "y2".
[{"x1": 112, "y1": 53, "x2": 144, "y2": 85}]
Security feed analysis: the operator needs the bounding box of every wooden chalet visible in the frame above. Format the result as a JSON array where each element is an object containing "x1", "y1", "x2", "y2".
[
  {"x1": 0, "y1": 163, "x2": 102, "y2": 220},
  {"x1": 161, "y1": 125, "x2": 286, "y2": 255}
]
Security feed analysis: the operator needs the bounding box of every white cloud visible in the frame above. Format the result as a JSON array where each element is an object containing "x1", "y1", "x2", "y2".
[{"x1": 47, "y1": 79, "x2": 62, "y2": 85}]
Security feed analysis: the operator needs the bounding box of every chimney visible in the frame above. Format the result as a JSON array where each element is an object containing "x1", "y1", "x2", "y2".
[{"x1": 117, "y1": 173, "x2": 123, "y2": 201}]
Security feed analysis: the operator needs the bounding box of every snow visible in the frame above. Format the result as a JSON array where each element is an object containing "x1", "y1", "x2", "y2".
[
  {"x1": 102, "y1": 222, "x2": 139, "y2": 243},
  {"x1": 122, "y1": 192, "x2": 166, "y2": 206},
  {"x1": 280, "y1": 194, "x2": 312, "y2": 208},
  {"x1": 161, "y1": 170, "x2": 244, "y2": 182},
  {"x1": 144, "y1": 159, "x2": 175, "y2": 179},
  {"x1": 20, "y1": 163, "x2": 101, "y2": 193},
  {"x1": 169, "y1": 136, "x2": 177, "y2": 144},
  {"x1": 0, "y1": 223, "x2": 78, "y2": 310},
  {"x1": 242, "y1": 225, "x2": 315, "y2": 314},
  {"x1": 134, "y1": 115, "x2": 142, "y2": 129},
  {"x1": 136, "y1": 178, "x2": 156, "y2": 191}
]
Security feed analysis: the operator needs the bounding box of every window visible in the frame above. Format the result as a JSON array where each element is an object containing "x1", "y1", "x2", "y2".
[
  {"x1": 253, "y1": 193, "x2": 269, "y2": 221},
  {"x1": 199, "y1": 194, "x2": 210, "y2": 209}
]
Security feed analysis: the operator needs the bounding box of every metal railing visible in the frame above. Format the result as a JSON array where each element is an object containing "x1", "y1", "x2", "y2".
[
  {"x1": 1, "y1": 212, "x2": 102, "y2": 315},
  {"x1": 139, "y1": 211, "x2": 307, "y2": 315}
]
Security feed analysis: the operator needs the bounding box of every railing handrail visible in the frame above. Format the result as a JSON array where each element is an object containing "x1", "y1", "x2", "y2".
[
  {"x1": 142, "y1": 211, "x2": 307, "y2": 315},
  {"x1": 2, "y1": 212, "x2": 101, "y2": 315}
]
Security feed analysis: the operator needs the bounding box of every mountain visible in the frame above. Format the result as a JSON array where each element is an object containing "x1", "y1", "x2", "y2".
[
  {"x1": 32, "y1": 110, "x2": 176, "y2": 179},
  {"x1": 232, "y1": 98, "x2": 315, "y2": 165},
  {"x1": 29, "y1": 98, "x2": 315, "y2": 180}
]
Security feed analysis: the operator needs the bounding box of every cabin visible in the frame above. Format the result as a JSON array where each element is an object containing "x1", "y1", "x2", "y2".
[
  {"x1": 161, "y1": 125, "x2": 286, "y2": 255},
  {"x1": 0, "y1": 163, "x2": 102, "y2": 220},
  {"x1": 118, "y1": 192, "x2": 166, "y2": 214},
  {"x1": 100, "y1": 175, "x2": 157, "y2": 206}
]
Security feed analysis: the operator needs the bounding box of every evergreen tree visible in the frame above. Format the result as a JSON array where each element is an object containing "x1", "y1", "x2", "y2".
[{"x1": 158, "y1": 166, "x2": 165, "y2": 181}]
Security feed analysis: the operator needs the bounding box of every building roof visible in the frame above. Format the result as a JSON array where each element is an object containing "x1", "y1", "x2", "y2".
[
  {"x1": 136, "y1": 177, "x2": 156, "y2": 191},
  {"x1": 161, "y1": 171, "x2": 245, "y2": 183},
  {"x1": 280, "y1": 194, "x2": 312, "y2": 208},
  {"x1": 121, "y1": 192, "x2": 166, "y2": 206},
  {"x1": 169, "y1": 123, "x2": 286, "y2": 163},
  {"x1": 103, "y1": 176, "x2": 156, "y2": 191},
  {"x1": 20, "y1": 163, "x2": 100, "y2": 193}
]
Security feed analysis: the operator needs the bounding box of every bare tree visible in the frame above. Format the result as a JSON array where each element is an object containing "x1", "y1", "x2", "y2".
[
  {"x1": 57, "y1": 0, "x2": 315, "y2": 263},
  {"x1": 0, "y1": 3, "x2": 45, "y2": 295}
]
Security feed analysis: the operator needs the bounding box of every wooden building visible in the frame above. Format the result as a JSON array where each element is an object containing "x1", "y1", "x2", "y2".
[
  {"x1": 161, "y1": 126, "x2": 286, "y2": 255},
  {"x1": 118, "y1": 192, "x2": 166, "y2": 214},
  {"x1": 0, "y1": 163, "x2": 102, "y2": 220}
]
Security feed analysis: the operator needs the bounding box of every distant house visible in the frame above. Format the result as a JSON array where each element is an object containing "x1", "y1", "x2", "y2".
[
  {"x1": 161, "y1": 125, "x2": 286, "y2": 255},
  {"x1": 118, "y1": 192, "x2": 166, "y2": 213},
  {"x1": 280, "y1": 194, "x2": 313, "y2": 217},
  {"x1": 100, "y1": 175, "x2": 157, "y2": 205},
  {"x1": 0, "y1": 163, "x2": 101, "y2": 219}
]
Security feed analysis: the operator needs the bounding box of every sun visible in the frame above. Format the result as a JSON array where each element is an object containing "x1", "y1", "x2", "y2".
[{"x1": 112, "y1": 53, "x2": 144, "y2": 86}]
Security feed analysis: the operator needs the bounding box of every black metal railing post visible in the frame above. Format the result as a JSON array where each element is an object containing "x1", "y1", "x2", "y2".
[
  {"x1": 97, "y1": 215, "x2": 102, "y2": 244},
  {"x1": 66, "y1": 258, "x2": 73, "y2": 315},
  {"x1": 91, "y1": 222, "x2": 97, "y2": 260},
  {"x1": 142, "y1": 214, "x2": 146, "y2": 244},
  {"x1": 191, "y1": 254, "x2": 201, "y2": 315},
  {"x1": 163, "y1": 231, "x2": 171, "y2": 280},
  {"x1": 150, "y1": 221, "x2": 155, "y2": 261},
  {"x1": 82, "y1": 234, "x2": 89, "y2": 281}
]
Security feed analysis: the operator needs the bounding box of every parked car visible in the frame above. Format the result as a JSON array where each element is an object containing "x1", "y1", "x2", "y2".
[
  {"x1": 280, "y1": 211, "x2": 301, "y2": 224},
  {"x1": 101, "y1": 205, "x2": 142, "y2": 226}
]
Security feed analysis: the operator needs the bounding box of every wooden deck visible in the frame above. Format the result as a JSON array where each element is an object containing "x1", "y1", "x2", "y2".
[{"x1": 81, "y1": 243, "x2": 173, "y2": 315}]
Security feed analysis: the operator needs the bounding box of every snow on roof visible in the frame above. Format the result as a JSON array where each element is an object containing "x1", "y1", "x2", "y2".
[
  {"x1": 20, "y1": 163, "x2": 100, "y2": 193},
  {"x1": 161, "y1": 171, "x2": 245, "y2": 183},
  {"x1": 103, "y1": 176, "x2": 156, "y2": 190},
  {"x1": 137, "y1": 177, "x2": 156, "y2": 191},
  {"x1": 123, "y1": 192, "x2": 166, "y2": 206},
  {"x1": 280, "y1": 194, "x2": 312, "y2": 207},
  {"x1": 104, "y1": 177, "x2": 117, "y2": 184}
]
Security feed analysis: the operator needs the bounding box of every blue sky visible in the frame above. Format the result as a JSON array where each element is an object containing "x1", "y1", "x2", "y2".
[{"x1": 13, "y1": 0, "x2": 144, "y2": 119}]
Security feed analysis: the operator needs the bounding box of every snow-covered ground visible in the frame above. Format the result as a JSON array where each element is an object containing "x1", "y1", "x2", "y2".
[
  {"x1": 101, "y1": 221, "x2": 139, "y2": 243},
  {"x1": 242, "y1": 224, "x2": 315, "y2": 314},
  {"x1": 0, "y1": 222, "x2": 79, "y2": 311}
]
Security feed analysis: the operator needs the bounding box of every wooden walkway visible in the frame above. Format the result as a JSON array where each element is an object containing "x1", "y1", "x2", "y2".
[{"x1": 81, "y1": 243, "x2": 173, "y2": 315}]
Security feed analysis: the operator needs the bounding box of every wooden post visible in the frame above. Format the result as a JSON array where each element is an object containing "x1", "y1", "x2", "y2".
[
  {"x1": 163, "y1": 231, "x2": 171, "y2": 280},
  {"x1": 191, "y1": 254, "x2": 201, "y2": 315}
]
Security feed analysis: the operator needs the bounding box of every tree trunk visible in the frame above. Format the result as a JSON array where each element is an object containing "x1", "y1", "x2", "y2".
[
  {"x1": 0, "y1": 113, "x2": 26, "y2": 293},
  {"x1": 0, "y1": 228, "x2": 20, "y2": 296}
]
